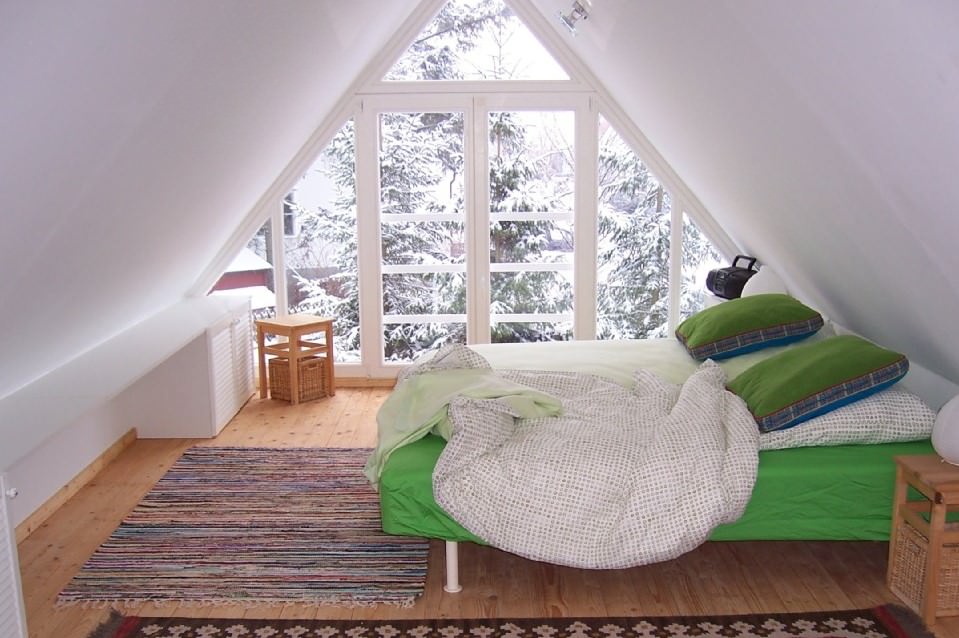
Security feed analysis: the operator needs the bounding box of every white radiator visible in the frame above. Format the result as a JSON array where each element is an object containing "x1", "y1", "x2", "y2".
[{"x1": 0, "y1": 475, "x2": 28, "y2": 638}]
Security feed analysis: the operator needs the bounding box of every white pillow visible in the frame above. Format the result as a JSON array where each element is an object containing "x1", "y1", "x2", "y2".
[
  {"x1": 758, "y1": 387, "x2": 935, "y2": 450},
  {"x1": 741, "y1": 266, "x2": 788, "y2": 296}
]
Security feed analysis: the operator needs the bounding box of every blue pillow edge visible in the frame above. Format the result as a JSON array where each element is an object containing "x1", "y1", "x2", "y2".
[
  {"x1": 705, "y1": 332, "x2": 815, "y2": 361},
  {"x1": 682, "y1": 314, "x2": 825, "y2": 361},
  {"x1": 753, "y1": 357, "x2": 910, "y2": 433}
]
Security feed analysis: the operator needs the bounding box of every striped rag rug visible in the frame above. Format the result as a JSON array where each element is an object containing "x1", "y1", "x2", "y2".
[{"x1": 57, "y1": 446, "x2": 429, "y2": 608}]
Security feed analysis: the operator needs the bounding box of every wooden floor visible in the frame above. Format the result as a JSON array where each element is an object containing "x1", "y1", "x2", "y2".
[{"x1": 17, "y1": 388, "x2": 959, "y2": 638}]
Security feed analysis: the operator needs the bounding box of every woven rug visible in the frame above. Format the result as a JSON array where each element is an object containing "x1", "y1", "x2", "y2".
[
  {"x1": 58, "y1": 447, "x2": 428, "y2": 608},
  {"x1": 87, "y1": 606, "x2": 933, "y2": 638}
]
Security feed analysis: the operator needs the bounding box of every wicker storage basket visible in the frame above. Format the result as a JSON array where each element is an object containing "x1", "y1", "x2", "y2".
[
  {"x1": 268, "y1": 356, "x2": 328, "y2": 402},
  {"x1": 889, "y1": 519, "x2": 959, "y2": 617}
]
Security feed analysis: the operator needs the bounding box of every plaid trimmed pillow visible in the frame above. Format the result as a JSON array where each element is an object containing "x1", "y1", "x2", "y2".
[
  {"x1": 727, "y1": 335, "x2": 909, "y2": 433},
  {"x1": 676, "y1": 293, "x2": 824, "y2": 360}
]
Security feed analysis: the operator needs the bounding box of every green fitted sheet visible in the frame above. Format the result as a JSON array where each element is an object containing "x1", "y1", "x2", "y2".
[
  {"x1": 379, "y1": 337, "x2": 933, "y2": 542},
  {"x1": 379, "y1": 434, "x2": 934, "y2": 542}
]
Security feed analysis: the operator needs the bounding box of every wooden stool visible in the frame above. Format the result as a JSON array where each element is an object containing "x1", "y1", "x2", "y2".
[
  {"x1": 255, "y1": 314, "x2": 335, "y2": 404},
  {"x1": 887, "y1": 454, "x2": 959, "y2": 625}
]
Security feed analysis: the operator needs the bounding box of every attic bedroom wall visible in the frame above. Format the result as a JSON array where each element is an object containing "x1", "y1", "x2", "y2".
[
  {"x1": 0, "y1": 0, "x2": 420, "y2": 468},
  {"x1": 0, "y1": 1, "x2": 421, "y2": 525},
  {"x1": 537, "y1": 0, "x2": 959, "y2": 397},
  {"x1": 0, "y1": 1, "x2": 419, "y2": 405}
]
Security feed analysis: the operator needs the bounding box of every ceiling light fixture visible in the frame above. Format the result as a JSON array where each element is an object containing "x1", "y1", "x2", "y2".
[{"x1": 558, "y1": 0, "x2": 591, "y2": 35}]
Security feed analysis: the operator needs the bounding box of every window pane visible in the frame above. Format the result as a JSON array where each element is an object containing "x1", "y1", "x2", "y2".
[
  {"x1": 209, "y1": 219, "x2": 277, "y2": 315},
  {"x1": 382, "y1": 322, "x2": 467, "y2": 362},
  {"x1": 681, "y1": 212, "x2": 725, "y2": 319},
  {"x1": 596, "y1": 116, "x2": 671, "y2": 339},
  {"x1": 489, "y1": 219, "x2": 572, "y2": 264},
  {"x1": 379, "y1": 112, "x2": 464, "y2": 216},
  {"x1": 490, "y1": 270, "x2": 572, "y2": 315},
  {"x1": 379, "y1": 111, "x2": 466, "y2": 362},
  {"x1": 208, "y1": 220, "x2": 277, "y2": 315},
  {"x1": 284, "y1": 119, "x2": 360, "y2": 363},
  {"x1": 382, "y1": 272, "x2": 466, "y2": 316},
  {"x1": 382, "y1": 221, "x2": 465, "y2": 266},
  {"x1": 489, "y1": 111, "x2": 574, "y2": 217},
  {"x1": 385, "y1": 0, "x2": 569, "y2": 81},
  {"x1": 489, "y1": 110, "x2": 574, "y2": 342}
]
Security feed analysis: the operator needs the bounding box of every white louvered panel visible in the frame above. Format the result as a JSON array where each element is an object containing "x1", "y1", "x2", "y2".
[
  {"x1": 233, "y1": 312, "x2": 254, "y2": 399},
  {"x1": 0, "y1": 475, "x2": 28, "y2": 638},
  {"x1": 210, "y1": 323, "x2": 236, "y2": 431}
]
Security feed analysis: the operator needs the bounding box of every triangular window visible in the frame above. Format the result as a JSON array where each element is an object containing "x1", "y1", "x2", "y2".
[
  {"x1": 596, "y1": 116, "x2": 672, "y2": 340},
  {"x1": 385, "y1": 0, "x2": 569, "y2": 81},
  {"x1": 681, "y1": 213, "x2": 725, "y2": 319}
]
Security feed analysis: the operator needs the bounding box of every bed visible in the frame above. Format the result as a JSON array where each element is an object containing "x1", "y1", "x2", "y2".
[{"x1": 369, "y1": 300, "x2": 936, "y2": 592}]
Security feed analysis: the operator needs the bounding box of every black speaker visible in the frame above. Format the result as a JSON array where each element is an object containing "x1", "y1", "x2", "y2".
[{"x1": 706, "y1": 255, "x2": 758, "y2": 299}]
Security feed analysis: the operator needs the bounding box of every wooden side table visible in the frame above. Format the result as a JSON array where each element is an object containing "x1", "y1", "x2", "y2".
[
  {"x1": 887, "y1": 454, "x2": 959, "y2": 625},
  {"x1": 255, "y1": 314, "x2": 335, "y2": 404}
]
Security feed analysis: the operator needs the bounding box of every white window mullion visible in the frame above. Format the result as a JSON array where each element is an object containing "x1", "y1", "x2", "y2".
[
  {"x1": 489, "y1": 212, "x2": 572, "y2": 222},
  {"x1": 469, "y1": 97, "x2": 491, "y2": 344},
  {"x1": 270, "y1": 202, "x2": 288, "y2": 315},
  {"x1": 384, "y1": 314, "x2": 467, "y2": 323},
  {"x1": 490, "y1": 263, "x2": 572, "y2": 273},
  {"x1": 381, "y1": 213, "x2": 461, "y2": 223},
  {"x1": 492, "y1": 313, "x2": 572, "y2": 323},
  {"x1": 355, "y1": 102, "x2": 384, "y2": 373},
  {"x1": 382, "y1": 264, "x2": 466, "y2": 275},
  {"x1": 573, "y1": 98, "x2": 598, "y2": 340},
  {"x1": 668, "y1": 195, "x2": 684, "y2": 333}
]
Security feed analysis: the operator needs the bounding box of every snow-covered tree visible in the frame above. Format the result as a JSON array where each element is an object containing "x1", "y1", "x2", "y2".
[
  {"x1": 488, "y1": 110, "x2": 573, "y2": 343},
  {"x1": 596, "y1": 125, "x2": 672, "y2": 339},
  {"x1": 287, "y1": 120, "x2": 361, "y2": 356}
]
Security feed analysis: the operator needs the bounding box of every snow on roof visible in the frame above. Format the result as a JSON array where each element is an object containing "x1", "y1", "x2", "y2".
[
  {"x1": 225, "y1": 247, "x2": 273, "y2": 273},
  {"x1": 209, "y1": 285, "x2": 276, "y2": 310}
]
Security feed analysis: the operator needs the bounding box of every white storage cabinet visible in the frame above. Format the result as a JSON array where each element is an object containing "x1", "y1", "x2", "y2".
[{"x1": 119, "y1": 298, "x2": 255, "y2": 438}]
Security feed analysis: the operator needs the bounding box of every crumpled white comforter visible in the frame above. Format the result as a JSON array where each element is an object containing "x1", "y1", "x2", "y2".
[{"x1": 432, "y1": 359, "x2": 759, "y2": 569}]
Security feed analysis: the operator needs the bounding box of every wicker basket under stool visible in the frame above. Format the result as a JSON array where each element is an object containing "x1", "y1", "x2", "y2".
[
  {"x1": 268, "y1": 356, "x2": 328, "y2": 402},
  {"x1": 889, "y1": 518, "x2": 959, "y2": 617}
]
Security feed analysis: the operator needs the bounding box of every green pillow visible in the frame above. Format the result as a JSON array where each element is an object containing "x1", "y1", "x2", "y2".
[
  {"x1": 675, "y1": 293, "x2": 824, "y2": 360},
  {"x1": 727, "y1": 334, "x2": 909, "y2": 433}
]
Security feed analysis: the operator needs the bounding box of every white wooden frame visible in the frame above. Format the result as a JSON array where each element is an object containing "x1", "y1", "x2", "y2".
[
  {"x1": 357, "y1": 92, "x2": 597, "y2": 373},
  {"x1": 190, "y1": 0, "x2": 739, "y2": 381}
]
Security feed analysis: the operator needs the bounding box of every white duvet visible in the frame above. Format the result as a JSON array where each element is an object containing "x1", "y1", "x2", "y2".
[{"x1": 432, "y1": 358, "x2": 759, "y2": 569}]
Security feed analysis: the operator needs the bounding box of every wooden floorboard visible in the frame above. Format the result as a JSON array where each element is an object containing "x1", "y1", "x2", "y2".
[{"x1": 17, "y1": 389, "x2": 959, "y2": 638}]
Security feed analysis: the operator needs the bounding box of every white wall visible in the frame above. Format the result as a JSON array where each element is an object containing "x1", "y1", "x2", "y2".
[
  {"x1": 1, "y1": 296, "x2": 253, "y2": 526},
  {"x1": 0, "y1": 0, "x2": 420, "y2": 476},
  {"x1": 0, "y1": 0, "x2": 420, "y2": 400},
  {"x1": 6, "y1": 400, "x2": 131, "y2": 527}
]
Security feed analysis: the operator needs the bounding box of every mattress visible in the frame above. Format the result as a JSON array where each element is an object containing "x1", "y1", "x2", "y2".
[{"x1": 376, "y1": 336, "x2": 934, "y2": 543}]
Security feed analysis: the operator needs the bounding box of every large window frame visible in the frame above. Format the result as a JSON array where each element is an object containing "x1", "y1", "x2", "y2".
[
  {"x1": 197, "y1": 1, "x2": 738, "y2": 381},
  {"x1": 357, "y1": 91, "x2": 597, "y2": 373},
  {"x1": 263, "y1": 84, "x2": 719, "y2": 379}
]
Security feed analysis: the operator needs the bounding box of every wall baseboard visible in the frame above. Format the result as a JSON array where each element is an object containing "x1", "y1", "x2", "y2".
[
  {"x1": 14, "y1": 428, "x2": 137, "y2": 544},
  {"x1": 336, "y1": 377, "x2": 396, "y2": 388}
]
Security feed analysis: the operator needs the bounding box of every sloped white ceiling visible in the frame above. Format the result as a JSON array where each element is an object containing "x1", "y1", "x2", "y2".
[
  {"x1": 0, "y1": 0, "x2": 420, "y2": 399},
  {"x1": 3, "y1": 0, "x2": 958, "y2": 408},
  {"x1": 531, "y1": 0, "x2": 959, "y2": 389}
]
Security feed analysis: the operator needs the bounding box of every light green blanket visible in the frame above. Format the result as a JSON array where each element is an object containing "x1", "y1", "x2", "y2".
[{"x1": 364, "y1": 365, "x2": 562, "y2": 485}]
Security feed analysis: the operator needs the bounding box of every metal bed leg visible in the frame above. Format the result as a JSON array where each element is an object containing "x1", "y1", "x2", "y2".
[{"x1": 443, "y1": 540, "x2": 463, "y2": 593}]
